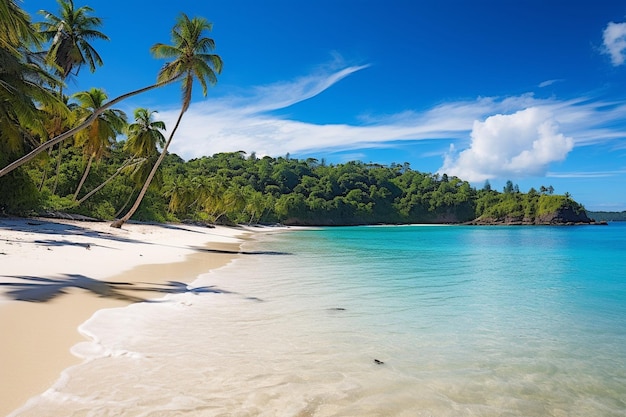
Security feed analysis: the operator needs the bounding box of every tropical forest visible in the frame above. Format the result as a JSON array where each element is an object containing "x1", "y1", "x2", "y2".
[{"x1": 0, "y1": 1, "x2": 592, "y2": 227}]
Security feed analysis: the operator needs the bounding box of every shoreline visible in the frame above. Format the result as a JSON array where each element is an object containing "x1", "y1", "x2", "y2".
[{"x1": 0, "y1": 217, "x2": 249, "y2": 416}]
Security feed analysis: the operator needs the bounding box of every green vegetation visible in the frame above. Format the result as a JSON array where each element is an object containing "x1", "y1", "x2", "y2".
[
  {"x1": 0, "y1": 1, "x2": 591, "y2": 226},
  {"x1": 474, "y1": 185, "x2": 587, "y2": 224},
  {"x1": 1, "y1": 146, "x2": 590, "y2": 225}
]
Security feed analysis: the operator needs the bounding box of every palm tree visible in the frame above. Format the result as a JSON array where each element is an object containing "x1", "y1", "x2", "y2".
[
  {"x1": 163, "y1": 177, "x2": 193, "y2": 215},
  {"x1": 199, "y1": 177, "x2": 227, "y2": 221},
  {"x1": 0, "y1": 74, "x2": 177, "y2": 178},
  {"x1": 1, "y1": 0, "x2": 41, "y2": 53},
  {"x1": 0, "y1": 6, "x2": 175, "y2": 178},
  {"x1": 111, "y1": 13, "x2": 222, "y2": 228},
  {"x1": 243, "y1": 187, "x2": 268, "y2": 224},
  {"x1": 37, "y1": 0, "x2": 109, "y2": 188},
  {"x1": 124, "y1": 108, "x2": 166, "y2": 157},
  {"x1": 72, "y1": 87, "x2": 127, "y2": 200},
  {"x1": 77, "y1": 108, "x2": 165, "y2": 204},
  {"x1": 37, "y1": 0, "x2": 108, "y2": 79},
  {"x1": 0, "y1": 1, "x2": 66, "y2": 163},
  {"x1": 207, "y1": 184, "x2": 246, "y2": 224},
  {"x1": 0, "y1": 54, "x2": 63, "y2": 159}
]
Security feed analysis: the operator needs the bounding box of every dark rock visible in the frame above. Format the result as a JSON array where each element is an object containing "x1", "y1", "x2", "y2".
[
  {"x1": 535, "y1": 206, "x2": 591, "y2": 224},
  {"x1": 469, "y1": 206, "x2": 593, "y2": 226}
]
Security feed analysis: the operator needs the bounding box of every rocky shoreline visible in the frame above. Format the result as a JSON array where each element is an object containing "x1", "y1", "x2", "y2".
[{"x1": 466, "y1": 207, "x2": 608, "y2": 226}]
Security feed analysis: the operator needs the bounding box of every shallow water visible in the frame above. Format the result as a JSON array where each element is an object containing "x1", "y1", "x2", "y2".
[{"x1": 11, "y1": 224, "x2": 626, "y2": 416}]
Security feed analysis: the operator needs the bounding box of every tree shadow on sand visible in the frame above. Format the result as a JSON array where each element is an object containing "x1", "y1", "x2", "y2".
[
  {"x1": 0, "y1": 274, "x2": 235, "y2": 303},
  {"x1": 0, "y1": 219, "x2": 145, "y2": 245},
  {"x1": 191, "y1": 247, "x2": 292, "y2": 256}
]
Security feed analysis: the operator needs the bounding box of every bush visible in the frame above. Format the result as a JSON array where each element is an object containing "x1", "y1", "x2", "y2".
[{"x1": 0, "y1": 169, "x2": 41, "y2": 215}]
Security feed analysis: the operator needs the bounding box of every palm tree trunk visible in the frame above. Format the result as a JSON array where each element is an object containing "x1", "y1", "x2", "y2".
[
  {"x1": 38, "y1": 169, "x2": 48, "y2": 191},
  {"x1": 111, "y1": 108, "x2": 185, "y2": 228},
  {"x1": 76, "y1": 156, "x2": 136, "y2": 205},
  {"x1": 52, "y1": 85, "x2": 65, "y2": 194},
  {"x1": 0, "y1": 78, "x2": 176, "y2": 178},
  {"x1": 114, "y1": 189, "x2": 136, "y2": 218},
  {"x1": 38, "y1": 151, "x2": 50, "y2": 191},
  {"x1": 52, "y1": 142, "x2": 63, "y2": 194},
  {"x1": 73, "y1": 154, "x2": 94, "y2": 201}
]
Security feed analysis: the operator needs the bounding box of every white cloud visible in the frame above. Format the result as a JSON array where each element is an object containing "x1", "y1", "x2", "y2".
[
  {"x1": 440, "y1": 108, "x2": 574, "y2": 182},
  {"x1": 602, "y1": 21, "x2": 626, "y2": 66}
]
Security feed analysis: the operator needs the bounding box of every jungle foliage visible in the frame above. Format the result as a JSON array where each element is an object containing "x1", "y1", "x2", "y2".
[{"x1": 3, "y1": 148, "x2": 586, "y2": 226}]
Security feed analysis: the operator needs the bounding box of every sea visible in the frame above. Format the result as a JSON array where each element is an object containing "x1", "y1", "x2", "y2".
[{"x1": 11, "y1": 224, "x2": 626, "y2": 417}]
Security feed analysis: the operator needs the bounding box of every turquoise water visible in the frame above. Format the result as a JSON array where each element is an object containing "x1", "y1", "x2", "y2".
[
  {"x1": 13, "y1": 224, "x2": 626, "y2": 416},
  {"x1": 225, "y1": 224, "x2": 626, "y2": 415}
]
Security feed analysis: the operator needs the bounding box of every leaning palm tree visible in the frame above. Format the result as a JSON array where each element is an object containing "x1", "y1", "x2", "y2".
[
  {"x1": 111, "y1": 13, "x2": 222, "y2": 228},
  {"x1": 0, "y1": 72, "x2": 178, "y2": 178},
  {"x1": 72, "y1": 87, "x2": 127, "y2": 200},
  {"x1": 76, "y1": 108, "x2": 165, "y2": 204},
  {"x1": 37, "y1": 0, "x2": 108, "y2": 79}
]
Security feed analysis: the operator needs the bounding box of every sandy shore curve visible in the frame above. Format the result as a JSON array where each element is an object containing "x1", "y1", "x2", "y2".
[{"x1": 0, "y1": 217, "x2": 250, "y2": 416}]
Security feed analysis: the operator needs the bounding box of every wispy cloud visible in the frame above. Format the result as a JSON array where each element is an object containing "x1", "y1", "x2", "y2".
[
  {"x1": 547, "y1": 169, "x2": 626, "y2": 178},
  {"x1": 154, "y1": 64, "x2": 626, "y2": 182},
  {"x1": 228, "y1": 64, "x2": 371, "y2": 115},
  {"x1": 602, "y1": 21, "x2": 626, "y2": 66},
  {"x1": 539, "y1": 79, "x2": 563, "y2": 88}
]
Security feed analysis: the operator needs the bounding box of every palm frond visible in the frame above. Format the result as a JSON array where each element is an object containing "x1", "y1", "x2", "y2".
[{"x1": 1, "y1": 0, "x2": 41, "y2": 51}]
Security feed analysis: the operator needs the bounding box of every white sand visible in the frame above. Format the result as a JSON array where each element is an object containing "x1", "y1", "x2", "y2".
[{"x1": 0, "y1": 217, "x2": 250, "y2": 416}]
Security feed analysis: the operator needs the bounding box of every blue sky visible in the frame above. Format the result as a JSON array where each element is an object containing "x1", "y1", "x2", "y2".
[{"x1": 24, "y1": 0, "x2": 626, "y2": 210}]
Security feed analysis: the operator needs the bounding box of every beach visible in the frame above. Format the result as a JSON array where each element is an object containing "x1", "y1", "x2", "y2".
[
  {"x1": 0, "y1": 217, "x2": 248, "y2": 416},
  {"x1": 1, "y1": 222, "x2": 624, "y2": 416}
]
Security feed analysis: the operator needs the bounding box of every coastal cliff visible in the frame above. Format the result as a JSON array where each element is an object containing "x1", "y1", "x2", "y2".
[{"x1": 469, "y1": 205, "x2": 599, "y2": 225}]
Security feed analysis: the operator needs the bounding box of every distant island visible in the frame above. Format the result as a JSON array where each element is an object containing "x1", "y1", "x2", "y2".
[{"x1": 0, "y1": 150, "x2": 604, "y2": 226}]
